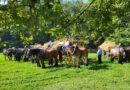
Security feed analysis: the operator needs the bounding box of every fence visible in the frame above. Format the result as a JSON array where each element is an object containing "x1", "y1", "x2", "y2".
[{"x1": 88, "y1": 49, "x2": 97, "y2": 53}]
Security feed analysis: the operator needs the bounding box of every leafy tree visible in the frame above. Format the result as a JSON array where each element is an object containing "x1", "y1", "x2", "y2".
[{"x1": 0, "y1": 0, "x2": 130, "y2": 50}]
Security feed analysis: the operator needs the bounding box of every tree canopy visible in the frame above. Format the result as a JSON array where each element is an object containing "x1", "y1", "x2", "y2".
[{"x1": 0, "y1": 0, "x2": 130, "y2": 49}]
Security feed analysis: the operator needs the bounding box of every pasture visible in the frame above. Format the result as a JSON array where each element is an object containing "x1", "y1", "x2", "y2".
[{"x1": 1, "y1": 53, "x2": 130, "y2": 90}]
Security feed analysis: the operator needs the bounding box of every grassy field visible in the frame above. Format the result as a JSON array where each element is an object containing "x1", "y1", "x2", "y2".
[{"x1": 1, "y1": 53, "x2": 130, "y2": 90}]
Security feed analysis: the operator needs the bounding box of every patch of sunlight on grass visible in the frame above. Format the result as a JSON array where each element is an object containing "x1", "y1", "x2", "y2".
[{"x1": 1, "y1": 53, "x2": 130, "y2": 90}]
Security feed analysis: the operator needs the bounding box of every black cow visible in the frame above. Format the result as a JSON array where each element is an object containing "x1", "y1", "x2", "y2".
[
  {"x1": 13, "y1": 48, "x2": 25, "y2": 61},
  {"x1": 123, "y1": 47, "x2": 130, "y2": 62},
  {"x1": 3, "y1": 48, "x2": 15, "y2": 60}
]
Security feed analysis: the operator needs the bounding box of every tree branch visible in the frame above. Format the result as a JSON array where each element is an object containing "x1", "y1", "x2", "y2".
[
  {"x1": 99, "y1": 0, "x2": 104, "y2": 9},
  {"x1": 62, "y1": 0, "x2": 95, "y2": 29},
  {"x1": 0, "y1": 4, "x2": 31, "y2": 11}
]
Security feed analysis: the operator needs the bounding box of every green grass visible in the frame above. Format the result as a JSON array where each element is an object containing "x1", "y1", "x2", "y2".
[{"x1": 1, "y1": 53, "x2": 130, "y2": 90}]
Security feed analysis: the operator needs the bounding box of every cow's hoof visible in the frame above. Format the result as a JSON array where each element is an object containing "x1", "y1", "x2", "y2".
[
  {"x1": 37, "y1": 65, "x2": 41, "y2": 67},
  {"x1": 84, "y1": 63, "x2": 89, "y2": 66},
  {"x1": 73, "y1": 65, "x2": 76, "y2": 68},
  {"x1": 118, "y1": 62, "x2": 123, "y2": 64},
  {"x1": 54, "y1": 65, "x2": 58, "y2": 67},
  {"x1": 98, "y1": 62, "x2": 102, "y2": 64},
  {"x1": 77, "y1": 65, "x2": 80, "y2": 68},
  {"x1": 42, "y1": 66, "x2": 46, "y2": 69}
]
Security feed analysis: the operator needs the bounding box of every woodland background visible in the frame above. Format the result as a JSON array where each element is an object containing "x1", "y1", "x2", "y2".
[{"x1": 0, "y1": 0, "x2": 130, "y2": 50}]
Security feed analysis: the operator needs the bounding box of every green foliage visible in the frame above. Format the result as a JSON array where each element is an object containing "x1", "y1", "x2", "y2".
[{"x1": 0, "y1": 0, "x2": 130, "y2": 49}]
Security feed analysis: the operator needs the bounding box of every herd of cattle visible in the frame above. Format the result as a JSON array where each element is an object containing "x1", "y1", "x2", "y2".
[
  {"x1": 2, "y1": 45, "x2": 88, "y2": 68},
  {"x1": 2, "y1": 45, "x2": 130, "y2": 68}
]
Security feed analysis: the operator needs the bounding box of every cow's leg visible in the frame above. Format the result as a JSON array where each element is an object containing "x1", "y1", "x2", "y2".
[
  {"x1": 128, "y1": 56, "x2": 130, "y2": 62},
  {"x1": 54, "y1": 57, "x2": 58, "y2": 67},
  {"x1": 83, "y1": 56, "x2": 89, "y2": 66},
  {"x1": 41, "y1": 59, "x2": 45, "y2": 68},
  {"x1": 15, "y1": 56, "x2": 18, "y2": 61},
  {"x1": 123, "y1": 56, "x2": 127, "y2": 62},
  {"x1": 59, "y1": 52, "x2": 62, "y2": 62},
  {"x1": 51, "y1": 59, "x2": 54, "y2": 65},
  {"x1": 68, "y1": 56, "x2": 72, "y2": 64},
  {"x1": 4, "y1": 55, "x2": 6, "y2": 60},
  {"x1": 19, "y1": 56, "x2": 21, "y2": 61},
  {"x1": 48, "y1": 59, "x2": 51, "y2": 65},
  {"x1": 72, "y1": 56, "x2": 76, "y2": 67},
  {"x1": 36, "y1": 59, "x2": 41, "y2": 67},
  {"x1": 15, "y1": 55, "x2": 20, "y2": 61},
  {"x1": 48, "y1": 59, "x2": 53, "y2": 65},
  {"x1": 117, "y1": 55, "x2": 123, "y2": 64},
  {"x1": 64, "y1": 57, "x2": 68, "y2": 65},
  {"x1": 10, "y1": 54, "x2": 12, "y2": 60},
  {"x1": 32, "y1": 56, "x2": 36, "y2": 63},
  {"x1": 110, "y1": 57, "x2": 114, "y2": 62},
  {"x1": 32, "y1": 59, "x2": 35, "y2": 63},
  {"x1": 24, "y1": 57, "x2": 28, "y2": 62},
  {"x1": 10, "y1": 56, "x2": 12, "y2": 60},
  {"x1": 76, "y1": 58, "x2": 80, "y2": 68},
  {"x1": 8, "y1": 56, "x2": 11, "y2": 60},
  {"x1": 17, "y1": 56, "x2": 21, "y2": 62},
  {"x1": 118, "y1": 58, "x2": 123, "y2": 64},
  {"x1": 14, "y1": 56, "x2": 16, "y2": 61},
  {"x1": 10, "y1": 56, "x2": 12, "y2": 61},
  {"x1": 8, "y1": 56, "x2": 10, "y2": 60},
  {"x1": 74, "y1": 57, "x2": 80, "y2": 68},
  {"x1": 126, "y1": 55, "x2": 129, "y2": 62},
  {"x1": 64, "y1": 56, "x2": 69, "y2": 65},
  {"x1": 118, "y1": 59, "x2": 122, "y2": 64}
]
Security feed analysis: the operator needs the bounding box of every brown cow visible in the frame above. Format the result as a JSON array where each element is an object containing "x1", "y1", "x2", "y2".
[
  {"x1": 24, "y1": 48, "x2": 59, "y2": 68},
  {"x1": 67, "y1": 45, "x2": 88, "y2": 68}
]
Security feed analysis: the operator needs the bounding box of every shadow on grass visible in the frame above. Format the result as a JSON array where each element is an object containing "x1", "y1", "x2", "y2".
[
  {"x1": 46, "y1": 64, "x2": 73, "y2": 69},
  {"x1": 21, "y1": 57, "x2": 111, "y2": 71},
  {"x1": 87, "y1": 58, "x2": 110, "y2": 70},
  {"x1": 88, "y1": 64, "x2": 109, "y2": 70},
  {"x1": 88, "y1": 59, "x2": 109, "y2": 70},
  {"x1": 44, "y1": 64, "x2": 73, "y2": 72}
]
